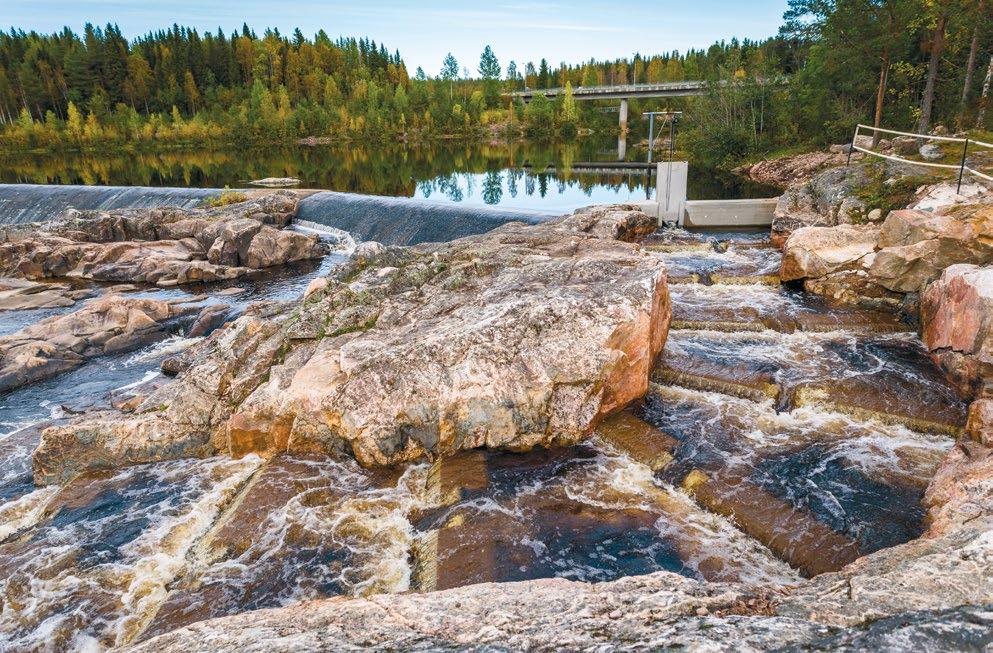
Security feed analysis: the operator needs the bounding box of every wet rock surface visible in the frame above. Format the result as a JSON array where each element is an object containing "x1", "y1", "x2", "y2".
[
  {"x1": 6, "y1": 192, "x2": 993, "y2": 652},
  {"x1": 32, "y1": 206, "x2": 671, "y2": 482},
  {"x1": 0, "y1": 191, "x2": 328, "y2": 286},
  {"x1": 0, "y1": 295, "x2": 201, "y2": 394},
  {"x1": 0, "y1": 277, "x2": 94, "y2": 311}
]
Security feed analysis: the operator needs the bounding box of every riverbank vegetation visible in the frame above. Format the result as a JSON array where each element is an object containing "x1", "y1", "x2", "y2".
[{"x1": 0, "y1": 0, "x2": 990, "y2": 166}]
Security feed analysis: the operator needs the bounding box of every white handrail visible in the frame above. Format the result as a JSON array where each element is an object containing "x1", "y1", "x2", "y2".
[
  {"x1": 852, "y1": 124, "x2": 993, "y2": 187},
  {"x1": 857, "y1": 123, "x2": 967, "y2": 144},
  {"x1": 852, "y1": 145, "x2": 964, "y2": 170}
]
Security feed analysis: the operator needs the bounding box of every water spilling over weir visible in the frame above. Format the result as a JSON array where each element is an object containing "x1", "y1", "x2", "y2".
[
  {"x1": 0, "y1": 191, "x2": 970, "y2": 650},
  {"x1": 0, "y1": 184, "x2": 556, "y2": 246}
]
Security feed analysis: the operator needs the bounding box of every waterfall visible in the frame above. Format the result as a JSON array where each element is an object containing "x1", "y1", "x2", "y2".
[
  {"x1": 0, "y1": 184, "x2": 217, "y2": 224},
  {"x1": 296, "y1": 191, "x2": 558, "y2": 245}
]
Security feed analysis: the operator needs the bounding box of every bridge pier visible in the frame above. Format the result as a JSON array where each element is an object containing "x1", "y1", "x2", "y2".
[{"x1": 619, "y1": 99, "x2": 628, "y2": 133}]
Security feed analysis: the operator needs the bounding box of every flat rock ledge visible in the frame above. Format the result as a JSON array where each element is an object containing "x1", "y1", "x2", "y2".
[
  {"x1": 32, "y1": 205, "x2": 670, "y2": 484},
  {"x1": 126, "y1": 441, "x2": 993, "y2": 652},
  {"x1": 0, "y1": 190, "x2": 329, "y2": 286},
  {"x1": 0, "y1": 294, "x2": 203, "y2": 393}
]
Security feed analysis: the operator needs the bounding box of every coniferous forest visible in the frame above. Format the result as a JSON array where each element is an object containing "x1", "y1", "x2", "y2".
[{"x1": 0, "y1": 0, "x2": 990, "y2": 166}]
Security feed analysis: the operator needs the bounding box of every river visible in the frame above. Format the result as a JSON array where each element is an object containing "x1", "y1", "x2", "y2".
[
  {"x1": 0, "y1": 139, "x2": 776, "y2": 213},
  {"x1": 0, "y1": 146, "x2": 968, "y2": 651}
]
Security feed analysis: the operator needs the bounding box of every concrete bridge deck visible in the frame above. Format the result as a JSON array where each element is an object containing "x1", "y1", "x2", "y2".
[{"x1": 508, "y1": 81, "x2": 709, "y2": 101}]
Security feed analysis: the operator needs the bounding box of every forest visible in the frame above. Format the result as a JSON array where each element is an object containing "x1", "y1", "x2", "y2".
[{"x1": 0, "y1": 0, "x2": 990, "y2": 166}]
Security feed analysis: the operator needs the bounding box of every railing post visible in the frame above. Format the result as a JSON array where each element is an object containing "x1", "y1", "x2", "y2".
[
  {"x1": 847, "y1": 124, "x2": 859, "y2": 167},
  {"x1": 647, "y1": 113, "x2": 655, "y2": 165},
  {"x1": 958, "y1": 138, "x2": 970, "y2": 194}
]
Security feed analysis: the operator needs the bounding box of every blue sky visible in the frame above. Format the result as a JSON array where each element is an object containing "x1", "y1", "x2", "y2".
[{"x1": 6, "y1": 1, "x2": 789, "y2": 73}]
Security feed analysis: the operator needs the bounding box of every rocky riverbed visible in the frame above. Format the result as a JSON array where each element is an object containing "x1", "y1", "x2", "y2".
[{"x1": 1, "y1": 178, "x2": 992, "y2": 652}]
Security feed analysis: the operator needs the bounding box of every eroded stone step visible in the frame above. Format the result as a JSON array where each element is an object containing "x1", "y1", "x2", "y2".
[
  {"x1": 653, "y1": 361, "x2": 781, "y2": 404},
  {"x1": 425, "y1": 449, "x2": 489, "y2": 505},
  {"x1": 412, "y1": 445, "x2": 800, "y2": 592},
  {"x1": 667, "y1": 284, "x2": 912, "y2": 335},
  {"x1": 597, "y1": 410, "x2": 678, "y2": 471},
  {"x1": 655, "y1": 331, "x2": 966, "y2": 435},
  {"x1": 139, "y1": 455, "x2": 412, "y2": 642},
  {"x1": 793, "y1": 385, "x2": 965, "y2": 437},
  {"x1": 682, "y1": 469, "x2": 862, "y2": 577},
  {"x1": 642, "y1": 384, "x2": 952, "y2": 568}
]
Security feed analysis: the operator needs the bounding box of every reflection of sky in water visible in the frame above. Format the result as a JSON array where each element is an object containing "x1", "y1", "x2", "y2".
[{"x1": 415, "y1": 170, "x2": 655, "y2": 212}]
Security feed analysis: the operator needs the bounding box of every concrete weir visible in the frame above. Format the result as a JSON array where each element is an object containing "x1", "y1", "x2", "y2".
[{"x1": 637, "y1": 162, "x2": 779, "y2": 227}]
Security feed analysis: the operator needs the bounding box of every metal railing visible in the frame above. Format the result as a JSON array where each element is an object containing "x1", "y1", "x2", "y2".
[{"x1": 848, "y1": 124, "x2": 993, "y2": 192}]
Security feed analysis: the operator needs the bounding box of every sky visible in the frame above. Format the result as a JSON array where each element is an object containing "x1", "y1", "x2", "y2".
[{"x1": 5, "y1": 1, "x2": 789, "y2": 73}]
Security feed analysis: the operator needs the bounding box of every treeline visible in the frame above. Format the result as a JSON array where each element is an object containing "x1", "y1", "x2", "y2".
[
  {"x1": 0, "y1": 23, "x2": 791, "y2": 150},
  {"x1": 0, "y1": 1, "x2": 990, "y2": 161}
]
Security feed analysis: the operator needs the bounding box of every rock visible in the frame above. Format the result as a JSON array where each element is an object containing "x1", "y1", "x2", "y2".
[
  {"x1": 771, "y1": 162, "x2": 924, "y2": 247},
  {"x1": 786, "y1": 605, "x2": 993, "y2": 652},
  {"x1": 0, "y1": 277, "x2": 91, "y2": 311},
  {"x1": 891, "y1": 136, "x2": 919, "y2": 155},
  {"x1": 303, "y1": 277, "x2": 328, "y2": 299},
  {"x1": 922, "y1": 440, "x2": 993, "y2": 536},
  {"x1": 921, "y1": 264, "x2": 993, "y2": 396},
  {"x1": 744, "y1": 151, "x2": 848, "y2": 189},
  {"x1": 919, "y1": 143, "x2": 944, "y2": 161},
  {"x1": 188, "y1": 304, "x2": 232, "y2": 338},
  {"x1": 867, "y1": 208, "x2": 883, "y2": 222},
  {"x1": 910, "y1": 182, "x2": 993, "y2": 211},
  {"x1": 33, "y1": 206, "x2": 670, "y2": 482},
  {"x1": 124, "y1": 572, "x2": 822, "y2": 653},
  {"x1": 967, "y1": 399, "x2": 993, "y2": 445},
  {"x1": 0, "y1": 191, "x2": 327, "y2": 287},
  {"x1": 248, "y1": 178, "x2": 301, "y2": 187},
  {"x1": 0, "y1": 295, "x2": 199, "y2": 394},
  {"x1": 780, "y1": 225, "x2": 879, "y2": 282}
]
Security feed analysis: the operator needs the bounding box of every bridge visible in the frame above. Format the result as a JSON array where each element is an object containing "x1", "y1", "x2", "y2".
[
  {"x1": 508, "y1": 81, "x2": 710, "y2": 132},
  {"x1": 508, "y1": 81, "x2": 709, "y2": 102}
]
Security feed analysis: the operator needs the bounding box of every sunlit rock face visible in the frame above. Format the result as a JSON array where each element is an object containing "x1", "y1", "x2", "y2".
[
  {"x1": 921, "y1": 264, "x2": 993, "y2": 399},
  {"x1": 33, "y1": 206, "x2": 671, "y2": 482},
  {"x1": 0, "y1": 191, "x2": 329, "y2": 286},
  {"x1": 779, "y1": 200, "x2": 993, "y2": 312}
]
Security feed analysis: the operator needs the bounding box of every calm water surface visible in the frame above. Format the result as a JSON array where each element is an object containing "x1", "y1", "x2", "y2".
[{"x1": 0, "y1": 138, "x2": 777, "y2": 213}]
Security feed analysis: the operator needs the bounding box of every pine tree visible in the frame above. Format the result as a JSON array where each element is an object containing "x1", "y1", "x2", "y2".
[{"x1": 478, "y1": 45, "x2": 501, "y2": 107}]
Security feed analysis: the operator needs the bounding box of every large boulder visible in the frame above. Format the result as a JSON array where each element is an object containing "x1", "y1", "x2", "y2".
[
  {"x1": 921, "y1": 264, "x2": 993, "y2": 397},
  {"x1": 770, "y1": 161, "x2": 924, "y2": 247},
  {"x1": 869, "y1": 208, "x2": 993, "y2": 293},
  {"x1": 780, "y1": 224, "x2": 879, "y2": 282},
  {"x1": 0, "y1": 295, "x2": 200, "y2": 393},
  {"x1": 0, "y1": 191, "x2": 328, "y2": 286},
  {"x1": 32, "y1": 206, "x2": 671, "y2": 484}
]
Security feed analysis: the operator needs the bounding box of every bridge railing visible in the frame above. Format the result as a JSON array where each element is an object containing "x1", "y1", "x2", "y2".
[
  {"x1": 507, "y1": 81, "x2": 708, "y2": 97},
  {"x1": 849, "y1": 123, "x2": 993, "y2": 191}
]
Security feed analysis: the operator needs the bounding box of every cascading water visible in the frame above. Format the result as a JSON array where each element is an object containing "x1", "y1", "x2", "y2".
[
  {"x1": 0, "y1": 188, "x2": 970, "y2": 651},
  {"x1": 0, "y1": 184, "x2": 217, "y2": 224},
  {"x1": 295, "y1": 190, "x2": 558, "y2": 245}
]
